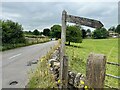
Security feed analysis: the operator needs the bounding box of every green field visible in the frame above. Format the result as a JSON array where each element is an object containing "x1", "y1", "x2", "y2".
[{"x1": 66, "y1": 38, "x2": 119, "y2": 88}]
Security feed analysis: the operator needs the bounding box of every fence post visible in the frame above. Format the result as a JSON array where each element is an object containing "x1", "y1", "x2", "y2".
[
  {"x1": 62, "y1": 56, "x2": 68, "y2": 88},
  {"x1": 86, "y1": 53, "x2": 106, "y2": 89},
  {"x1": 60, "y1": 10, "x2": 67, "y2": 89}
]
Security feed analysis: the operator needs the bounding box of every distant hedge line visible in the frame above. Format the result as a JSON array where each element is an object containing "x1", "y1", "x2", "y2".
[{"x1": 2, "y1": 38, "x2": 50, "y2": 51}]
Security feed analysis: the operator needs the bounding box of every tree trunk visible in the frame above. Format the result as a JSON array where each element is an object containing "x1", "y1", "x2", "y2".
[{"x1": 68, "y1": 41, "x2": 70, "y2": 45}]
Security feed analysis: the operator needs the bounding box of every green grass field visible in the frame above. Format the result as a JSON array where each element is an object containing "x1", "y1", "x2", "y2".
[{"x1": 66, "y1": 38, "x2": 119, "y2": 88}]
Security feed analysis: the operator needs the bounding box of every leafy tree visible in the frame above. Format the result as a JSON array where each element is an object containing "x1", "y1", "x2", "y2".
[
  {"x1": 92, "y1": 28, "x2": 109, "y2": 39},
  {"x1": 66, "y1": 25, "x2": 82, "y2": 45},
  {"x1": 33, "y1": 29, "x2": 39, "y2": 35},
  {"x1": 2, "y1": 20, "x2": 26, "y2": 44},
  {"x1": 108, "y1": 26, "x2": 116, "y2": 32},
  {"x1": 24, "y1": 31, "x2": 33, "y2": 35},
  {"x1": 86, "y1": 29, "x2": 91, "y2": 33},
  {"x1": 50, "y1": 25, "x2": 61, "y2": 39},
  {"x1": 39, "y1": 32, "x2": 43, "y2": 35},
  {"x1": 43, "y1": 28, "x2": 50, "y2": 36},
  {"x1": 115, "y1": 24, "x2": 120, "y2": 34},
  {"x1": 81, "y1": 29, "x2": 87, "y2": 39}
]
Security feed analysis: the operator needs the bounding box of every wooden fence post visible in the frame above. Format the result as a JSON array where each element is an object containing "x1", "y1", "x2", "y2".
[
  {"x1": 86, "y1": 53, "x2": 106, "y2": 89},
  {"x1": 62, "y1": 56, "x2": 68, "y2": 88},
  {"x1": 60, "y1": 10, "x2": 67, "y2": 89}
]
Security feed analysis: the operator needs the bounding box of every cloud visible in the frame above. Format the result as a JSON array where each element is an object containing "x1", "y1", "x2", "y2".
[
  {"x1": 1, "y1": 2, "x2": 118, "y2": 31},
  {"x1": 2, "y1": 0, "x2": 120, "y2": 2}
]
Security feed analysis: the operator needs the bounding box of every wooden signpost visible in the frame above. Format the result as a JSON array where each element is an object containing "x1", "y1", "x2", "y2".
[
  {"x1": 60, "y1": 10, "x2": 104, "y2": 89},
  {"x1": 66, "y1": 15, "x2": 103, "y2": 28}
]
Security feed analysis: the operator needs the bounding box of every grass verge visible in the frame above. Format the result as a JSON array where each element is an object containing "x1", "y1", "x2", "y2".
[{"x1": 27, "y1": 40, "x2": 60, "y2": 88}]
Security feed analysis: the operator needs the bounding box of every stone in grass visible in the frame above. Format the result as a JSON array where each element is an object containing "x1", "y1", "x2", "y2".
[
  {"x1": 48, "y1": 59, "x2": 56, "y2": 67},
  {"x1": 68, "y1": 71, "x2": 76, "y2": 85},
  {"x1": 53, "y1": 62, "x2": 60, "y2": 68},
  {"x1": 53, "y1": 66, "x2": 59, "y2": 75},
  {"x1": 74, "y1": 73, "x2": 82, "y2": 87}
]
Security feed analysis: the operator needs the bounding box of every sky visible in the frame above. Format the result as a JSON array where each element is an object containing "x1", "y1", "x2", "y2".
[{"x1": 1, "y1": 1, "x2": 119, "y2": 31}]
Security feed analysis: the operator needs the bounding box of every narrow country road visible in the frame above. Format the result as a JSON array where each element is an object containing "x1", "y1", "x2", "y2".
[{"x1": 1, "y1": 41, "x2": 58, "y2": 89}]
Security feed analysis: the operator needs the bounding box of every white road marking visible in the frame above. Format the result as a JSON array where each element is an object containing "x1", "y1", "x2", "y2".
[{"x1": 9, "y1": 53, "x2": 22, "y2": 59}]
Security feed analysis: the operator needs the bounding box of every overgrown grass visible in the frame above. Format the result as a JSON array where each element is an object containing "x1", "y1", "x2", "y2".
[
  {"x1": 27, "y1": 40, "x2": 60, "y2": 89},
  {"x1": 66, "y1": 38, "x2": 118, "y2": 88},
  {"x1": 2, "y1": 37, "x2": 50, "y2": 51}
]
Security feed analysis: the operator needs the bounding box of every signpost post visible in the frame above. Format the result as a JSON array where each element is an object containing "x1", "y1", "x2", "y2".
[{"x1": 60, "y1": 10, "x2": 103, "y2": 89}]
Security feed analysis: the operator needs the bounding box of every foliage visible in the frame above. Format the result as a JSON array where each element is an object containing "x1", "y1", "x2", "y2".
[
  {"x1": 115, "y1": 24, "x2": 120, "y2": 34},
  {"x1": 81, "y1": 29, "x2": 87, "y2": 39},
  {"x1": 43, "y1": 28, "x2": 50, "y2": 36},
  {"x1": 108, "y1": 26, "x2": 116, "y2": 32},
  {"x1": 50, "y1": 25, "x2": 61, "y2": 39},
  {"x1": 92, "y1": 28, "x2": 109, "y2": 39},
  {"x1": 2, "y1": 20, "x2": 26, "y2": 44},
  {"x1": 66, "y1": 25, "x2": 82, "y2": 45},
  {"x1": 66, "y1": 39, "x2": 118, "y2": 88},
  {"x1": 24, "y1": 30, "x2": 43, "y2": 36},
  {"x1": 2, "y1": 37, "x2": 50, "y2": 51},
  {"x1": 24, "y1": 31, "x2": 33, "y2": 35},
  {"x1": 86, "y1": 29, "x2": 91, "y2": 33},
  {"x1": 33, "y1": 29, "x2": 40, "y2": 35}
]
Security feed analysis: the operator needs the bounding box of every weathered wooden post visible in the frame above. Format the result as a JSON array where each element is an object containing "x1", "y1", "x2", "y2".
[
  {"x1": 60, "y1": 10, "x2": 104, "y2": 89},
  {"x1": 86, "y1": 53, "x2": 107, "y2": 89},
  {"x1": 60, "y1": 10, "x2": 68, "y2": 88}
]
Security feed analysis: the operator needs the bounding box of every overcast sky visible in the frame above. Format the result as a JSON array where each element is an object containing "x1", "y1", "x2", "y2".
[{"x1": 1, "y1": 1, "x2": 119, "y2": 31}]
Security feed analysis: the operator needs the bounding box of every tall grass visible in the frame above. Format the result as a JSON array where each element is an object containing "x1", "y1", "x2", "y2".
[{"x1": 27, "y1": 40, "x2": 60, "y2": 88}]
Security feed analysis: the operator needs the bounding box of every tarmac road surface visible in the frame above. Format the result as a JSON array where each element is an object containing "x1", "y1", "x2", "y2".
[{"x1": 1, "y1": 41, "x2": 58, "y2": 89}]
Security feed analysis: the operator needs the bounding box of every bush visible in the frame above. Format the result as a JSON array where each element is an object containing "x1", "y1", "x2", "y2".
[
  {"x1": 92, "y1": 28, "x2": 109, "y2": 39},
  {"x1": 2, "y1": 20, "x2": 26, "y2": 44}
]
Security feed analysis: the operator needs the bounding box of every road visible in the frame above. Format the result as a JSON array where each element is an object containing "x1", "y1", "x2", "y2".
[{"x1": 1, "y1": 41, "x2": 58, "y2": 89}]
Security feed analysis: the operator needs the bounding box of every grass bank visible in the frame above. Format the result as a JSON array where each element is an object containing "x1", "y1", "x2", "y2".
[
  {"x1": 66, "y1": 38, "x2": 118, "y2": 88},
  {"x1": 27, "y1": 40, "x2": 60, "y2": 88}
]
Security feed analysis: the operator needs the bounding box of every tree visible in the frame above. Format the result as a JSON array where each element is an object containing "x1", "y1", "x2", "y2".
[
  {"x1": 43, "y1": 28, "x2": 50, "y2": 36},
  {"x1": 86, "y1": 29, "x2": 91, "y2": 33},
  {"x1": 24, "y1": 30, "x2": 33, "y2": 35},
  {"x1": 115, "y1": 24, "x2": 120, "y2": 34},
  {"x1": 92, "y1": 28, "x2": 109, "y2": 39},
  {"x1": 50, "y1": 25, "x2": 61, "y2": 39},
  {"x1": 86, "y1": 29, "x2": 92, "y2": 38},
  {"x1": 66, "y1": 25, "x2": 82, "y2": 45},
  {"x1": 108, "y1": 26, "x2": 116, "y2": 32},
  {"x1": 2, "y1": 20, "x2": 26, "y2": 44},
  {"x1": 39, "y1": 32, "x2": 43, "y2": 35},
  {"x1": 33, "y1": 29, "x2": 39, "y2": 35},
  {"x1": 81, "y1": 29, "x2": 87, "y2": 39}
]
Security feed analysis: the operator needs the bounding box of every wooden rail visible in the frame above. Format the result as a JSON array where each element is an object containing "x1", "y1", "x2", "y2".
[
  {"x1": 107, "y1": 62, "x2": 120, "y2": 66},
  {"x1": 105, "y1": 84, "x2": 118, "y2": 89},
  {"x1": 106, "y1": 62, "x2": 120, "y2": 80},
  {"x1": 106, "y1": 74, "x2": 120, "y2": 79}
]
